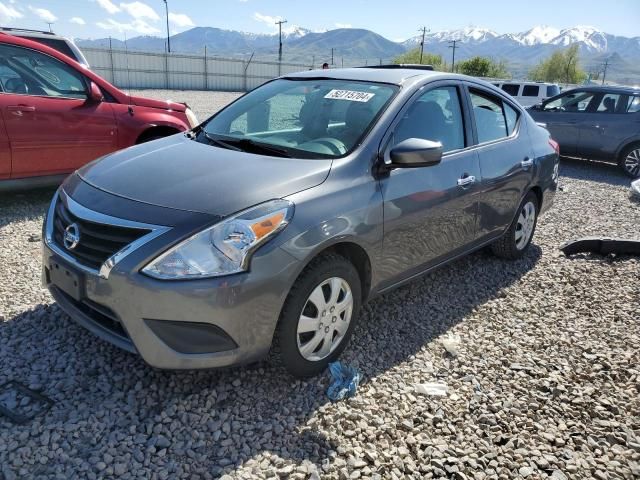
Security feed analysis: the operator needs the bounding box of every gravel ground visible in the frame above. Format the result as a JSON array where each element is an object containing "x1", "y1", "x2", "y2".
[{"x1": 0, "y1": 90, "x2": 639, "y2": 480}]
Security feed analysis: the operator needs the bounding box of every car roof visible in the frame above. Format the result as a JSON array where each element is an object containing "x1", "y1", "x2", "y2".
[
  {"x1": 0, "y1": 27, "x2": 65, "y2": 40},
  {"x1": 573, "y1": 85, "x2": 640, "y2": 94},
  {"x1": 499, "y1": 81, "x2": 557, "y2": 86},
  {"x1": 284, "y1": 67, "x2": 474, "y2": 87}
]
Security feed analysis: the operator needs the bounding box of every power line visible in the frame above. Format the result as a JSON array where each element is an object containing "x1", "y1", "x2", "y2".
[
  {"x1": 448, "y1": 40, "x2": 458, "y2": 72},
  {"x1": 418, "y1": 26, "x2": 430, "y2": 64},
  {"x1": 275, "y1": 19, "x2": 288, "y2": 63}
]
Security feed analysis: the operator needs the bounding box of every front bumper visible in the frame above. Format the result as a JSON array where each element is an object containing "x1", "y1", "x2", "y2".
[{"x1": 42, "y1": 191, "x2": 299, "y2": 370}]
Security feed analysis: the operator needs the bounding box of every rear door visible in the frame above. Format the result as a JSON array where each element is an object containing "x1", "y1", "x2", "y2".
[
  {"x1": 577, "y1": 92, "x2": 635, "y2": 160},
  {"x1": 0, "y1": 42, "x2": 116, "y2": 179},
  {"x1": 378, "y1": 82, "x2": 481, "y2": 287},
  {"x1": 466, "y1": 85, "x2": 533, "y2": 240}
]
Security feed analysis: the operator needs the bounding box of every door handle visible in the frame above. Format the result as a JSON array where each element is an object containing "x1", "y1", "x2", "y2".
[
  {"x1": 7, "y1": 105, "x2": 36, "y2": 114},
  {"x1": 457, "y1": 175, "x2": 476, "y2": 187},
  {"x1": 521, "y1": 158, "x2": 534, "y2": 170}
]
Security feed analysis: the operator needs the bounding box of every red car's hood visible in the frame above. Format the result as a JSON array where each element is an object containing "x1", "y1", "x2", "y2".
[{"x1": 129, "y1": 95, "x2": 186, "y2": 112}]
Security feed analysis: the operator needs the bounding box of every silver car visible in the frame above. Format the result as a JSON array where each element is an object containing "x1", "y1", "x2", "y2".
[{"x1": 43, "y1": 67, "x2": 559, "y2": 377}]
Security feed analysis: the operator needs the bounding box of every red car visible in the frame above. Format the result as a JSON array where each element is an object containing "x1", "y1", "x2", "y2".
[{"x1": 0, "y1": 33, "x2": 198, "y2": 190}]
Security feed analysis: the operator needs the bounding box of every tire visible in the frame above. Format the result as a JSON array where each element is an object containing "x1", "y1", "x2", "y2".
[
  {"x1": 490, "y1": 191, "x2": 539, "y2": 260},
  {"x1": 618, "y1": 144, "x2": 640, "y2": 178},
  {"x1": 271, "y1": 253, "x2": 361, "y2": 378}
]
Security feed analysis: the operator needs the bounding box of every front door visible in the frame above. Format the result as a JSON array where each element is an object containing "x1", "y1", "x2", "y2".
[
  {"x1": 534, "y1": 90, "x2": 599, "y2": 157},
  {"x1": 378, "y1": 84, "x2": 480, "y2": 287},
  {"x1": 0, "y1": 43, "x2": 116, "y2": 179}
]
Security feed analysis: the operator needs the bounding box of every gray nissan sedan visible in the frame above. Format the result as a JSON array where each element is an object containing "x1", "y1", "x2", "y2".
[{"x1": 43, "y1": 67, "x2": 559, "y2": 377}]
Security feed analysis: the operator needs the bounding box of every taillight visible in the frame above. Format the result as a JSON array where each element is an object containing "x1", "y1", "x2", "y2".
[{"x1": 549, "y1": 138, "x2": 560, "y2": 155}]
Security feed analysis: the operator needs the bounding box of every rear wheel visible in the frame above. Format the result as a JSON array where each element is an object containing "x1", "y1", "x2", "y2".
[
  {"x1": 271, "y1": 253, "x2": 361, "y2": 378},
  {"x1": 491, "y1": 191, "x2": 539, "y2": 260},
  {"x1": 619, "y1": 144, "x2": 640, "y2": 178}
]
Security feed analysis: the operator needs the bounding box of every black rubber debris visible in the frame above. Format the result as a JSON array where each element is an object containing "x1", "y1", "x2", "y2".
[
  {"x1": 0, "y1": 381, "x2": 54, "y2": 424},
  {"x1": 560, "y1": 237, "x2": 640, "y2": 256}
]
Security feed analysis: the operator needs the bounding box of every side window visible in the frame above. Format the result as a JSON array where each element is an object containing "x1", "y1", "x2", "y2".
[
  {"x1": 394, "y1": 86, "x2": 465, "y2": 153},
  {"x1": 543, "y1": 91, "x2": 596, "y2": 112},
  {"x1": 0, "y1": 44, "x2": 87, "y2": 99},
  {"x1": 0, "y1": 64, "x2": 24, "y2": 93},
  {"x1": 522, "y1": 85, "x2": 540, "y2": 97},
  {"x1": 469, "y1": 89, "x2": 510, "y2": 143},
  {"x1": 501, "y1": 84, "x2": 520, "y2": 96},
  {"x1": 504, "y1": 103, "x2": 519, "y2": 135},
  {"x1": 596, "y1": 93, "x2": 622, "y2": 113},
  {"x1": 546, "y1": 85, "x2": 560, "y2": 97},
  {"x1": 627, "y1": 96, "x2": 640, "y2": 113}
]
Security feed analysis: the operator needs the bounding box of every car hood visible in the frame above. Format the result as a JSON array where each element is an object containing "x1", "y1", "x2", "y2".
[
  {"x1": 77, "y1": 134, "x2": 332, "y2": 217},
  {"x1": 129, "y1": 95, "x2": 187, "y2": 112}
]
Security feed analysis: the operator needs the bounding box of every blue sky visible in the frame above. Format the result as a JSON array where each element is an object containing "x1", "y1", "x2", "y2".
[{"x1": 1, "y1": 0, "x2": 638, "y2": 40}]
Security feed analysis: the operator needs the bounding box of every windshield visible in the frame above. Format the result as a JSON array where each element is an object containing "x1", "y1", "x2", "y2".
[{"x1": 199, "y1": 78, "x2": 397, "y2": 159}]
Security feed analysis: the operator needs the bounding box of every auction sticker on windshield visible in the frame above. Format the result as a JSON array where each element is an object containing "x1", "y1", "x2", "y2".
[{"x1": 324, "y1": 90, "x2": 375, "y2": 102}]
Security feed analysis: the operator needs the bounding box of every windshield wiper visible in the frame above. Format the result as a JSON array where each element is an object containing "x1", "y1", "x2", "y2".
[
  {"x1": 202, "y1": 132, "x2": 244, "y2": 152},
  {"x1": 235, "y1": 138, "x2": 293, "y2": 158}
]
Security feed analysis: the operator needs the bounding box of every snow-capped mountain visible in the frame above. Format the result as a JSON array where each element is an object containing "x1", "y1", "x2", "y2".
[
  {"x1": 282, "y1": 26, "x2": 312, "y2": 40},
  {"x1": 512, "y1": 26, "x2": 561, "y2": 45},
  {"x1": 405, "y1": 25, "x2": 620, "y2": 54},
  {"x1": 548, "y1": 26, "x2": 608, "y2": 50},
  {"x1": 404, "y1": 26, "x2": 499, "y2": 46}
]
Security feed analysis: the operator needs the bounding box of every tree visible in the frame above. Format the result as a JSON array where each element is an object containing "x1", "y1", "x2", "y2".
[
  {"x1": 393, "y1": 47, "x2": 447, "y2": 70},
  {"x1": 529, "y1": 45, "x2": 587, "y2": 84},
  {"x1": 456, "y1": 56, "x2": 510, "y2": 78}
]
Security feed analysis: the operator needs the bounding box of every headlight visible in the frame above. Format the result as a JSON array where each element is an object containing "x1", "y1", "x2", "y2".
[
  {"x1": 142, "y1": 199, "x2": 294, "y2": 280},
  {"x1": 185, "y1": 107, "x2": 199, "y2": 128}
]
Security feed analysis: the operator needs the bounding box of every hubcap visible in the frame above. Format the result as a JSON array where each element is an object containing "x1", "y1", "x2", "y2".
[
  {"x1": 515, "y1": 201, "x2": 536, "y2": 250},
  {"x1": 624, "y1": 148, "x2": 640, "y2": 177},
  {"x1": 296, "y1": 277, "x2": 353, "y2": 362}
]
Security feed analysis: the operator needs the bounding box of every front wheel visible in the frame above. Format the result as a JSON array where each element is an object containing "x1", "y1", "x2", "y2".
[
  {"x1": 271, "y1": 253, "x2": 361, "y2": 378},
  {"x1": 490, "y1": 191, "x2": 539, "y2": 260},
  {"x1": 619, "y1": 144, "x2": 640, "y2": 178}
]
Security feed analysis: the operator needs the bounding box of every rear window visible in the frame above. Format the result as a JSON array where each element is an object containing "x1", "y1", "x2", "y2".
[
  {"x1": 546, "y1": 85, "x2": 560, "y2": 97},
  {"x1": 522, "y1": 85, "x2": 540, "y2": 97},
  {"x1": 501, "y1": 84, "x2": 519, "y2": 96}
]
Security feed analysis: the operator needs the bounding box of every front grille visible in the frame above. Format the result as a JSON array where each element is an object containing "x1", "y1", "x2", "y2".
[{"x1": 53, "y1": 198, "x2": 151, "y2": 270}]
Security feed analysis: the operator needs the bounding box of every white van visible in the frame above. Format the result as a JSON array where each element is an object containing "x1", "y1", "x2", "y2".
[{"x1": 492, "y1": 81, "x2": 560, "y2": 107}]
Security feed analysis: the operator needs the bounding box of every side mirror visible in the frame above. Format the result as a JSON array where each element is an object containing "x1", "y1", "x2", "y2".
[
  {"x1": 88, "y1": 81, "x2": 104, "y2": 102},
  {"x1": 388, "y1": 138, "x2": 443, "y2": 168}
]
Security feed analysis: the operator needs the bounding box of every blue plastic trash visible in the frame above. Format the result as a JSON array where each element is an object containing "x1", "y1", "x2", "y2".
[{"x1": 327, "y1": 361, "x2": 360, "y2": 402}]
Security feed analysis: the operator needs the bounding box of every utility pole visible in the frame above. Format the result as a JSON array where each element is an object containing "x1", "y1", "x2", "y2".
[
  {"x1": 275, "y1": 19, "x2": 288, "y2": 63},
  {"x1": 331, "y1": 48, "x2": 334, "y2": 65},
  {"x1": 163, "y1": 0, "x2": 171, "y2": 52},
  {"x1": 448, "y1": 40, "x2": 458, "y2": 72},
  {"x1": 46, "y1": 22, "x2": 54, "y2": 32},
  {"x1": 601, "y1": 57, "x2": 610, "y2": 85},
  {"x1": 419, "y1": 26, "x2": 430, "y2": 64}
]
